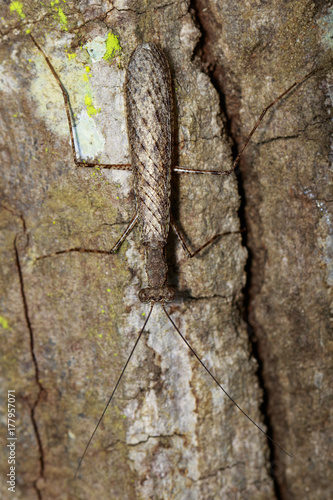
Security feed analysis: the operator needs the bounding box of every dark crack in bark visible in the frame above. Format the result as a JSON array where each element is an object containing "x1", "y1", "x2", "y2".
[
  {"x1": 14, "y1": 228, "x2": 45, "y2": 500},
  {"x1": 189, "y1": 1, "x2": 284, "y2": 499},
  {"x1": 190, "y1": 461, "x2": 246, "y2": 483}
]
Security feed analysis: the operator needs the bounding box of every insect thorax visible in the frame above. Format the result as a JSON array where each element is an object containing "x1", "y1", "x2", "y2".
[{"x1": 138, "y1": 242, "x2": 175, "y2": 303}]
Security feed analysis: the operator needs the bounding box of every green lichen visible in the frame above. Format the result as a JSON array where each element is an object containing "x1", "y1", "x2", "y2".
[
  {"x1": 33, "y1": 37, "x2": 107, "y2": 159},
  {"x1": 103, "y1": 33, "x2": 122, "y2": 62},
  {"x1": 56, "y1": 7, "x2": 67, "y2": 30},
  {"x1": 82, "y1": 65, "x2": 92, "y2": 82},
  {"x1": 0, "y1": 316, "x2": 10, "y2": 329},
  {"x1": 84, "y1": 94, "x2": 101, "y2": 117},
  {"x1": 84, "y1": 36, "x2": 108, "y2": 63},
  {"x1": 9, "y1": 1, "x2": 25, "y2": 19}
]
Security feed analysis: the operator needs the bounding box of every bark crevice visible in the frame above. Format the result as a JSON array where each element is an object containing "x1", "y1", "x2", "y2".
[
  {"x1": 14, "y1": 226, "x2": 45, "y2": 500},
  {"x1": 188, "y1": 2, "x2": 284, "y2": 498}
]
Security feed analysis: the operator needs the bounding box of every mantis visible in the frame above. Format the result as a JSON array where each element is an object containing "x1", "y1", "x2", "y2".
[{"x1": 25, "y1": 32, "x2": 318, "y2": 491}]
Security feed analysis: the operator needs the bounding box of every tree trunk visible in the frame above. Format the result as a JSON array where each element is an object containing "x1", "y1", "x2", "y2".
[{"x1": 0, "y1": 1, "x2": 331, "y2": 499}]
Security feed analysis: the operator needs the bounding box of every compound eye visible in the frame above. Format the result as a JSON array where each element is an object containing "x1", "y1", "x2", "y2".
[
  {"x1": 138, "y1": 289, "x2": 149, "y2": 303},
  {"x1": 165, "y1": 288, "x2": 175, "y2": 302}
]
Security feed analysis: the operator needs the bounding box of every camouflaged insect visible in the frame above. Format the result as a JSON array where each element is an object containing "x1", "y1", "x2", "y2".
[{"x1": 125, "y1": 43, "x2": 175, "y2": 303}]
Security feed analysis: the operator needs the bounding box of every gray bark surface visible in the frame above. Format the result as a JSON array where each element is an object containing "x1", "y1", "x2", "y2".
[
  {"x1": 191, "y1": 1, "x2": 333, "y2": 499},
  {"x1": 0, "y1": 1, "x2": 331, "y2": 500}
]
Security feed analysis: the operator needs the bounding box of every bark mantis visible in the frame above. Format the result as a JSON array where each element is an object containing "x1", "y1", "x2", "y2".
[{"x1": 29, "y1": 34, "x2": 318, "y2": 480}]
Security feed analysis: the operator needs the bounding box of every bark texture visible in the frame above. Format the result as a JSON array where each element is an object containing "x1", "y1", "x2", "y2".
[
  {"x1": 0, "y1": 1, "x2": 331, "y2": 500},
  {"x1": 190, "y1": 1, "x2": 333, "y2": 498}
]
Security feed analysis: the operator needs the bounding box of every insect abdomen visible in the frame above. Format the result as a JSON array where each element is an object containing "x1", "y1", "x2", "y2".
[{"x1": 125, "y1": 42, "x2": 173, "y2": 246}]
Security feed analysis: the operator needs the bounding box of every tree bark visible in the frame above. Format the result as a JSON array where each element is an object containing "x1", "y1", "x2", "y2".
[{"x1": 0, "y1": 1, "x2": 331, "y2": 499}]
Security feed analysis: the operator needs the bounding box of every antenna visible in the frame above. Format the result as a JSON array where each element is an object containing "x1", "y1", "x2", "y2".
[
  {"x1": 162, "y1": 304, "x2": 293, "y2": 459},
  {"x1": 74, "y1": 304, "x2": 154, "y2": 478}
]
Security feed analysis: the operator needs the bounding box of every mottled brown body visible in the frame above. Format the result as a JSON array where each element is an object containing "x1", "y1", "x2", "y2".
[
  {"x1": 27, "y1": 36, "x2": 311, "y2": 480},
  {"x1": 125, "y1": 43, "x2": 174, "y2": 302}
]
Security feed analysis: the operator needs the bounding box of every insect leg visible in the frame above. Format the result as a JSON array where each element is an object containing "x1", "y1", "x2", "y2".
[
  {"x1": 30, "y1": 34, "x2": 131, "y2": 171},
  {"x1": 173, "y1": 167, "x2": 229, "y2": 175},
  {"x1": 108, "y1": 213, "x2": 138, "y2": 253},
  {"x1": 36, "y1": 214, "x2": 138, "y2": 260},
  {"x1": 170, "y1": 215, "x2": 240, "y2": 259},
  {"x1": 174, "y1": 66, "x2": 319, "y2": 177}
]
